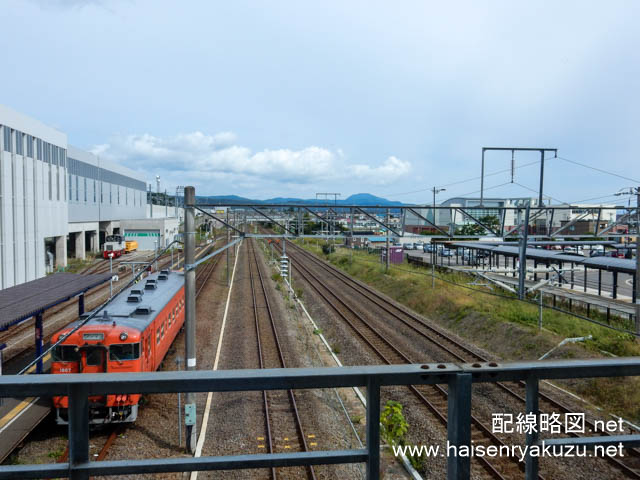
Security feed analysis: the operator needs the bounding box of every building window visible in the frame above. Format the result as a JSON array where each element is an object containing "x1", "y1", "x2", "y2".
[
  {"x1": 110, "y1": 185, "x2": 112, "y2": 204},
  {"x1": 117, "y1": 186, "x2": 120, "y2": 204},
  {"x1": 26, "y1": 135, "x2": 33, "y2": 158},
  {"x1": 56, "y1": 168, "x2": 60, "y2": 201},
  {"x1": 48, "y1": 165, "x2": 52, "y2": 201},
  {"x1": 101, "y1": 182, "x2": 103, "y2": 203},
  {"x1": 3, "y1": 127, "x2": 12, "y2": 152},
  {"x1": 84, "y1": 177, "x2": 87, "y2": 202},
  {"x1": 93, "y1": 179, "x2": 96, "y2": 203},
  {"x1": 75, "y1": 176, "x2": 79, "y2": 201},
  {"x1": 15, "y1": 131, "x2": 23, "y2": 155},
  {"x1": 69, "y1": 174, "x2": 72, "y2": 200},
  {"x1": 36, "y1": 139, "x2": 42, "y2": 160}
]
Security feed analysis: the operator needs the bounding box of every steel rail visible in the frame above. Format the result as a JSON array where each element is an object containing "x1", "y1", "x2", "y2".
[
  {"x1": 19, "y1": 244, "x2": 222, "y2": 470},
  {"x1": 249, "y1": 240, "x2": 317, "y2": 480},
  {"x1": 270, "y1": 240, "x2": 522, "y2": 479},
  {"x1": 287, "y1": 241, "x2": 640, "y2": 478}
]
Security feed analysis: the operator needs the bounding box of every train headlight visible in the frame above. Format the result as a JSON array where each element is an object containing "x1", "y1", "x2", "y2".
[{"x1": 119, "y1": 332, "x2": 128, "y2": 341}]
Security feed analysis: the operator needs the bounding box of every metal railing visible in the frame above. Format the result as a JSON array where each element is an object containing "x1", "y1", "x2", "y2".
[{"x1": 2, "y1": 358, "x2": 640, "y2": 479}]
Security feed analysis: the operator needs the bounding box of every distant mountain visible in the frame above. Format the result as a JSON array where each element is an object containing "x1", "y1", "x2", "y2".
[
  {"x1": 343, "y1": 193, "x2": 404, "y2": 206},
  {"x1": 196, "y1": 193, "x2": 405, "y2": 206}
]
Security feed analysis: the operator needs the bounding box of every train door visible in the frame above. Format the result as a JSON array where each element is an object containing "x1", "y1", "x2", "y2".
[
  {"x1": 144, "y1": 334, "x2": 153, "y2": 371},
  {"x1": 82, "y1": 346, "x2": 106, "y2": 373}
]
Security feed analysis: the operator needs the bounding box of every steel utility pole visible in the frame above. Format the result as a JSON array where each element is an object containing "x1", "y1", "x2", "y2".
[
  {"x1": 226, "y1": 209, "x2": 230, "y2": 286},
  {"x1": 615, "y1": 187, "x2": 640, "y2": 335},
  {"x1": 385, "y1": 208, "x2": 390, "y2": 273},
  {"x1": 183, "y1": 186, "x2": 197, "y2": 453},
  {"x1": 518, "y1": 202, "x2": 532, "y2": 300}
]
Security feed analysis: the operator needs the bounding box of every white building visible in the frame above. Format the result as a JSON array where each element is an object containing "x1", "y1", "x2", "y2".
[
  {"x1": 0, "y1": 105, "x2": 152, "y2": 289},
  {"x1": 67, "y1": 145, "x2": 146, "y2": 260},
  {"x1": 0, "y1": 105, "x2": 68, "y2": 289}
]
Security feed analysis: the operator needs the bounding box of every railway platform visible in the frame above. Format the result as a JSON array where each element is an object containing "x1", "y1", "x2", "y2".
[{"x1": 0, "y1": 273, "x2": 111, "y2": 462}]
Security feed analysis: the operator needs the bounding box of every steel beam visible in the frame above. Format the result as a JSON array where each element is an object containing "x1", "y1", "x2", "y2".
[
  {"x1": 195, "y1": 206, "x2": 244, "y2": 235},
  {"x1": 250, "y1": 207, "x2": 297, "y2": 236},
  {"x1": 405, "y1": 207, "x2": 449, "y2": 236},
  {"x1": 355, "y1": 208, "x2": 400, "y2": 237}
]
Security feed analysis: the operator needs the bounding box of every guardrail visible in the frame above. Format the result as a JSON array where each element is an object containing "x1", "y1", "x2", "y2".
[{"x1": 1, "y1": 358, "x2": 640, "y2": 479}]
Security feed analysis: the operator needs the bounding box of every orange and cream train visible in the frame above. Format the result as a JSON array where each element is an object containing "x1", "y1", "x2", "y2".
[{"x1": 51, "y1": 269, "x2": 184, "y2": 424}]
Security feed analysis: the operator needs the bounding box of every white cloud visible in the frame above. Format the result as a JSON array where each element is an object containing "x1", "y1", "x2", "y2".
[{"x1": 92, "y1": 131, "x2": 411, "y2": 191}]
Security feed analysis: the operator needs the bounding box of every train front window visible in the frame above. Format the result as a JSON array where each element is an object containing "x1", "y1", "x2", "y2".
[
  {"x1": 109, "y1": 343, "x2": 140, "y2": 361},
  {"x1": 52, "y1": 345, "x2": 79, "y2": 362},
  {"x1": 86, "y1": 348, "x2": 103, "y2": 366}
]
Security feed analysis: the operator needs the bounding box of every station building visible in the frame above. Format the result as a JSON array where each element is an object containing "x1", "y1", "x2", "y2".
[{"x1": 0, "y1": 105, "x2": 150, "y2": 289}]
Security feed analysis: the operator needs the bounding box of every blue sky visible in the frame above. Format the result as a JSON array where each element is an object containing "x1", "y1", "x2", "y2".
[{"x1": 3, "y1": 0, "x2": 640, "y2": 204}]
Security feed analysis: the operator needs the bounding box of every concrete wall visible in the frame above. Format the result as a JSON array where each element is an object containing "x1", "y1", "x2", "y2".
[
  {"x1": 121, "y1": 217, "x2": 180, "y2": 250},
  {"x1": 148, "y1": 203, "x2": 184, "y2": 222}
]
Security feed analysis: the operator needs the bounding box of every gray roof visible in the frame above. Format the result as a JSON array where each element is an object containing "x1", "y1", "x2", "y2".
[
  {"x1": 68, "y1": 271, "x2": 184, "y2": 333},
  {"x1": 452, "y1": 242, "x2": 636, "y2": 275},
  {"x1": 0, "y1": 273, "x2": 111, "y2": 330}
]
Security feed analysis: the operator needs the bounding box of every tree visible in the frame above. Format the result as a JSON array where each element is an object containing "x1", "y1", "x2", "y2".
[{"x1": 455, "y1": 215, "x2": 500, "y2": 236}]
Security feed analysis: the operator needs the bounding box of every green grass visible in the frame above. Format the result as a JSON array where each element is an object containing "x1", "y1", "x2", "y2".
[{"x1": 296, "y1": 240, "x2": 640, "y2": 421}]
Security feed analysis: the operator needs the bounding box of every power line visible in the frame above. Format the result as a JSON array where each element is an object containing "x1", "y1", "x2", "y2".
[
  {"x1": 512, "y1": 181, "x2": 569, "y2": 205},
  {"x1": 388, "y1": 159, "x2": 542, "y2": 197},
  {"x1": 556, "y1": 156, "x2": 640, "y2": 184}
]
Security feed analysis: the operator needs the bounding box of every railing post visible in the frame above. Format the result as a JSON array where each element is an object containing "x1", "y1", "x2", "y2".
[
  {"x1": 68, "y1": 383, "x2": 89, "y2": 480},
  {"x1": 366, "y1": 377, "x2": 381, "y2": 480},
  {"x1": 525, "y1": 375, "x2": 539, "y2": 480},
  {"x1": 447, "y1": 372, "x2": 472, "y2": 479}
]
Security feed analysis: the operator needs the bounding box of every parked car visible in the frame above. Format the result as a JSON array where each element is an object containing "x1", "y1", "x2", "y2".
[
  {"x1": 414, "y1": 242, "x2": 424, "y2": 250},
  {"x1": 440, "y1": 249, "x2": 454, "y2": 257},
  {"x1": 403, "y1": 243, "x2": 414, "y2": 250},
  {"x1": 423, "y1": 244, "x2": 434, "y2": 253}
]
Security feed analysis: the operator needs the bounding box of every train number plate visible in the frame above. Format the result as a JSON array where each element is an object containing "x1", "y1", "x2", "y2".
[{"x1": 83, "y1": 333, "x2": 104, "y2": 341}]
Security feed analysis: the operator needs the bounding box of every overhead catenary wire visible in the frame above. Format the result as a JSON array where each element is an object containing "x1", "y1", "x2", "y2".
[
  {"x1": 387, "y1": 159, "x2": 543, "y2": 197},
  {"x1": 556, "y1": 156, "x2": 640, "y2": 184}
]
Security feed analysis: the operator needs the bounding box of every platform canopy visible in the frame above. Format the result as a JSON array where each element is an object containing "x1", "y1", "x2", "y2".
[
  {"x1": 0, "y1": 272, "x2": 112, "y2": 330},
  {"x1": 452, "y1": 242, "x2": 637, "y2": 274}
]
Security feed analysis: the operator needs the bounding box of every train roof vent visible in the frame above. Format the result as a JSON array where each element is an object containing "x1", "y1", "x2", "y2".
[
  {"x1": 158, "y1": 274, "x2": 168, "y2": 281},
  {"x1": 134, "y1": 306, "x2": 152, "y2": 315},
  {"x1": 127, "y1": 294, "x2": 143, "y2": 303},
  {"x1": 131, "y1": 288, "x2": 144, "y2": 296},
  {"x1": 144, "y1": 282, "x2": 157, "y2": 290},
  {"x1": 160, "y1": 269, "x2": 170, "y2": 275}
]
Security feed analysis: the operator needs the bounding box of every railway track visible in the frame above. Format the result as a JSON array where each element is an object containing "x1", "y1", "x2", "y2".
[
  {"x1": 0, "y1": 244, "x2": 209, "y2": 366},
  {"x1": 285, "y1": 240, "x2": 640, "y2": 478},
  {"x1": 51, "y1": 245, "x2": 221, "y2": 470},
  {"x1": 272, "y1": 240, "x2": 525, "y2": 479},
  {"x1": 248, "y1": 239, "x2": 316, "y2": 480}
]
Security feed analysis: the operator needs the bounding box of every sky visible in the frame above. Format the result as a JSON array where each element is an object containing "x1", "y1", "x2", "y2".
[{"x1": 2, "y1": 0, "x2": 640, "y2": 204}]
